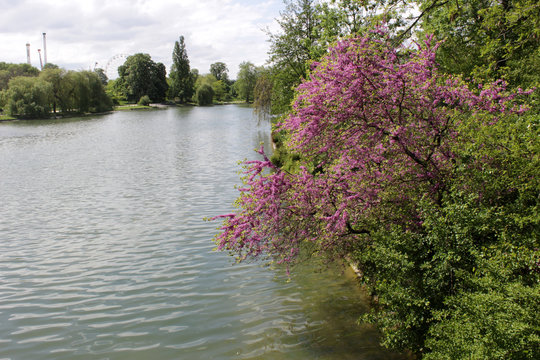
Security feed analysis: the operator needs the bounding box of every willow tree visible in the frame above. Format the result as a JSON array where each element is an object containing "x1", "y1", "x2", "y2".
[
  {"x1": 253, "y1": 67, "x2": 273, "y2": 122},
  {"x1": 1, "y1": 76, "x2": 52, "y2": 118},
  {"x1": 235, "y1": 62, "x2": 257, "y2": 103}
]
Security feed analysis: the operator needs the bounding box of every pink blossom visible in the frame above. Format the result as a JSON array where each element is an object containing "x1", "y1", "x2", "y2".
[{"x1": 212, "y1": 30, "x2": 529, "y2": 264}]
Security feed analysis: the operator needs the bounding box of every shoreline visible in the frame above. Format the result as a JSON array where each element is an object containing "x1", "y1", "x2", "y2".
[{"x1": 0, "y1": 101, "x2": 252, "y2": 123}]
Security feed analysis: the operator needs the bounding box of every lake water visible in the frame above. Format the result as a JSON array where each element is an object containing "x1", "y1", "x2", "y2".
[{"x1": 0, "y1": 106, "x2": 402, "y2": 359}]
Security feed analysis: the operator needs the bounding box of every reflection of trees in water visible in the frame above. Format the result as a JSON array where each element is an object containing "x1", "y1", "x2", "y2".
[
  {"x1": 251, "y1": 120, "x2": 273, "y2": 156},
  {"x1": 267, "y1": 259, "x2": 406, "y2": 360}
]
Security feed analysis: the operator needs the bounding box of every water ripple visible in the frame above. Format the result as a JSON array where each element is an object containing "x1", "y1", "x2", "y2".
[{"x1": 0, "y1": 107, "x2": 402, "y2": 360}]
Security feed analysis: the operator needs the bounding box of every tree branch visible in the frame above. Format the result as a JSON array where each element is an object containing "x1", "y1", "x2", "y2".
[
  {"x1": 394, "y1": 0, "x2": 450, "y2": 45},
  {"x1": 347, "y1": 221, "x2": 370, "y2": 235}
]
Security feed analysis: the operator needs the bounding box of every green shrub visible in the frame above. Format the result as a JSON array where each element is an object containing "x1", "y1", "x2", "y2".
[
  {"x1": 138, "y1": 95, "x2": 151, "y2": 106},
  {"x1": 196, "y1": 84, "x2": 214, "y2": 106},
  {"x1": 355, "y1": 113, "x2": 539, "y2": 357}
]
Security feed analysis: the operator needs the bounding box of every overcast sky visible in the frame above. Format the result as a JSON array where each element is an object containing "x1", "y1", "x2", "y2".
[{"x1": 0, "y1": 0, "x2": 283, "y2": 79}]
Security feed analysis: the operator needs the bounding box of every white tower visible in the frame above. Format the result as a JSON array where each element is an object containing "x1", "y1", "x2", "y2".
[
  {"x1": 26, "y1": 43, "x2": 31, "y2": 65},
  {"x1": 38, "y1": 49, "x2": 43, "y2": 70},
  {"x1": 42, "y1": 33, "x2": 47, "y2": 65}
]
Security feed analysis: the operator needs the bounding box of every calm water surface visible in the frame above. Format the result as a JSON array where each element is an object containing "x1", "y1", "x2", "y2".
[{"x1": 0, "y1": 106, "x2": 402, "y2": 359}]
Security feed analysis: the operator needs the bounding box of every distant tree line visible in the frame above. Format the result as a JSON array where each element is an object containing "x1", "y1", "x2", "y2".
[
  {"x1": 1, "y1": 35, "x2": 267, "y2": 118},
  {"x1": 0, "y1": 62, "x2": 112, "y2": 118},
  {"x1": 103, "y1": 35, "x2": 265, "y2": 107}
]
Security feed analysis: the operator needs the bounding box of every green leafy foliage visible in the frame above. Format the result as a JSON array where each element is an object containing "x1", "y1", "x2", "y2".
[
  {"x1": 264, "y1": 0, "x2": 321, "y2": 113},
  {"x1": 117, "y1": 53, "x2": 168, "y2": 103},
  {"x1": 418, "y1": 0, "x2": 540, "y2": 90},
  {"x1": 39, "y1": 69, "x2": 112, "y2": 114},
  {"x1": 0, "y1": 62, "x2": 40, "y2": 91},
  {"x1": 261, "y1": 0, "x2": 410, "y2": 115},
  {"x1": 1, "y1": 76, "x2": 52, "y2": 118},
  {"x1": 169, "y1": 36, "x2": 194, "y2": 103},
  {"x1": 138, "y1": 95, "x2": 151, "y2": 106},
  {"x1": 196, "y1": 84, "x2": 214, "y2": 106},
  {"x1": 253, "y1": 68, "x2": 273, "y2": 121},
  {"x1": 0, "y1": 64, "x2": 112, "y2": 118},
  {"x1": 235, "y1": 61, "x2": 258, "y2": 103},
  {"x1": 426, "y1": 253, "x2": 539, "y2": 359},
  {"x1": 355, "y1": 111, "x2": 539, "y2": 356}
]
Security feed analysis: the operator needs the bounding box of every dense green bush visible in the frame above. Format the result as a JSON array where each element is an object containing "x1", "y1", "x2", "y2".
[
  {"x1": 1, "y1": 76, "x2": 52, "y2": 118},
  {"x1": 426, "y1": 256, "x2": 539, "y2": 359},
  {"x1": 356, "y1": 112, "x2": 539, "y2": 356},
  {"x1": 196, "y1": 84, "x2": 214, "y2": 106},
  {"x1": 138, "y1": 95, "x2": 151, "y2": 106}
]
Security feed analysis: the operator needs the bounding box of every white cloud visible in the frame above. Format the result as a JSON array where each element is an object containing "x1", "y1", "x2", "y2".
[{"x1": 0, "y1": 0, "x2": 282, "y2": 78}]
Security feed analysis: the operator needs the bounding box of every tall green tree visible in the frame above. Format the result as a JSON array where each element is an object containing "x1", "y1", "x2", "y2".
[
  {"x1": 235, "y1": 62, "x2": 258, "y2": 103},
  {"x1": 263, "y1": 0, "x2": 406, "y2": 114},
  {"x1": 268, "y1": 0, "x2": 321, "y2": 79},
  {"x1": 75, "y1": 71, "x2": 113, "y2": 113},
  {"x1": 265, "y1": 0, "x2": 322, "y2": 113},
  {"x1": 117, "y1": 53, "x2": 168, "y2": 103},
  {"x1": 210, "y1": 62, "x2": 229, "y2": 82},
  {"x1": 209, "y1": 62, "x2": 231, "y2": 100},
  {"x1": 39, "y1": 68, "x2": 64, "y2": 113},
  {"x1": 169, "y1": 35, "x2": 194, "y2": 103}
]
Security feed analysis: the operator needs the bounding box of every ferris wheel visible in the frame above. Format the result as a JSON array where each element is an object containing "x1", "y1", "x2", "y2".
[{"x1": 104, "y1": 54, "x2": 128, "y2": 79}]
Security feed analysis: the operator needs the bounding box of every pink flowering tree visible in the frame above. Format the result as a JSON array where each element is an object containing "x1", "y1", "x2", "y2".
[
  {"x1": 213, "y1": 28, "x2": 539, "y2": 357},
  {"x1": 213, "y1": 32, "x2": 523, "y2": 266}
]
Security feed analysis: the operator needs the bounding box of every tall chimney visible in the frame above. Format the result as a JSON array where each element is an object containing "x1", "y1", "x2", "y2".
[
  {"x1": 38, "y1": 49, "x2": 43, "y2": 70},
  {"x1": 26, "y1": 43, "x2": 31, "y2": 65},
  {"x1": 42, "y1": 32, "x2": 47, "y2": 65}
]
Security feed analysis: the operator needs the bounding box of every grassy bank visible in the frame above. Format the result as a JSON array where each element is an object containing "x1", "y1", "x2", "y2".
[
  {"x1": 114, "y1": 104, "x2": 155, "y2": 111},
  {"x1": 0, "y1": 114, "x2": 17, "y2": 121}
]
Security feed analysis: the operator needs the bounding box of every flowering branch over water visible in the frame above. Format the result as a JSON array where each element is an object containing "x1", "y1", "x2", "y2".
[{"x1": 213, "y1": 31, "x2": 528, "y2": 265}]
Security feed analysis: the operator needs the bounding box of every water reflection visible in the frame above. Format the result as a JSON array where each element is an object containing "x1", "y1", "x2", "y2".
[{"x1": 0, "y1": 106, "x2": 402, "y2": 359}]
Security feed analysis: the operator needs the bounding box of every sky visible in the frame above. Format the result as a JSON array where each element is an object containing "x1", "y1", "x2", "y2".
[{"x1": 0, "y1": 0, "x2": 283, "y2": 79}]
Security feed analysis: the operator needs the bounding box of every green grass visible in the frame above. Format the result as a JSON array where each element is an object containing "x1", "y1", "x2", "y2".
[
  {"x1": 114, "y1": 104, "x2": 153, "y2": 111},
  {"x1": 0, "y1": 114, "x2": 17, "y2": 121}
]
